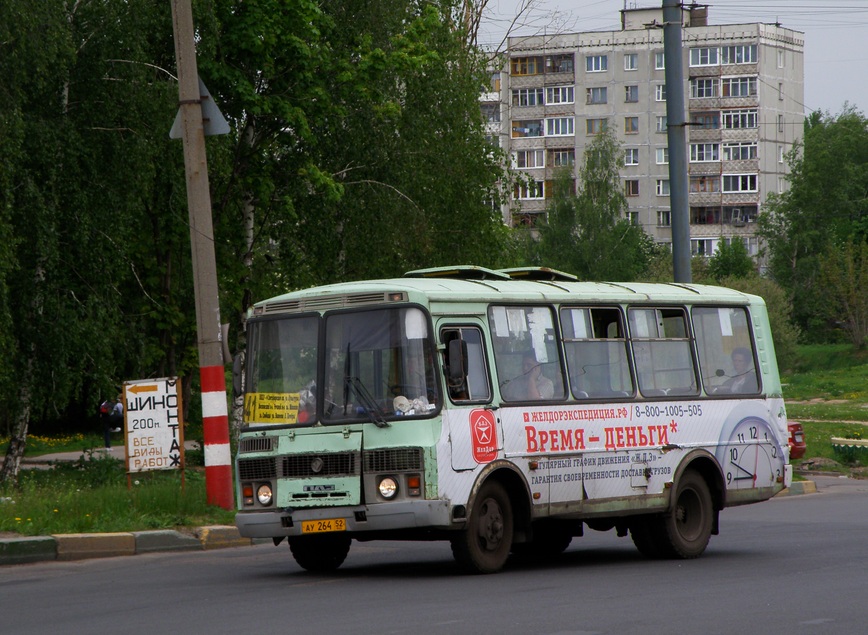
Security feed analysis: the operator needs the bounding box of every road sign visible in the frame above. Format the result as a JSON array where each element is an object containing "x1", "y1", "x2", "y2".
[{"x1": 123, "y1": 378, "x2": 185, "y2": 473}]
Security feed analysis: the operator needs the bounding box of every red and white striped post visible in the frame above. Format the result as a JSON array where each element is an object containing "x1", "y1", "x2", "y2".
[
  {"x1": 200, "y1": 365, "x2": 233, "y2": 508},
  {"x1": 171, "y1": 0, "x2": 234, "y2": 508}
]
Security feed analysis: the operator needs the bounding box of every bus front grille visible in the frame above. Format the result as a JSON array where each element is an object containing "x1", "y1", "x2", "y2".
[
  {"x1": 281, "y1": 453, "x2": 358, "y2": 478},
  {"x1": 364, "y1": 448, "x2": 423, "y2": 472},
  {"x1": 237, "y1": 457, "x2": 277, "y2": 481}
]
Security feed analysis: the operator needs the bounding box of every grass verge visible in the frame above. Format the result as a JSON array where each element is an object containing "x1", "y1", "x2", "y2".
[{"x1": 0, "y1": 451, "x2": 234, "y2": 536}]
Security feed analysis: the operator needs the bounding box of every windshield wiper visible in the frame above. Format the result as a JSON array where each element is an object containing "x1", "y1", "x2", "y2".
[{"x1": 345, "y1": 376, "x2": 389, "y2": 428}]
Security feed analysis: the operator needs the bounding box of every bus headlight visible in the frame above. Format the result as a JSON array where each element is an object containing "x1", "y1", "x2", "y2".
[
  {"x1": 378, "y1": 477, "x2": 398, "y2": 499},
  {"x1": 256, "y1": 484, "x2": 273, "y2": 506}
]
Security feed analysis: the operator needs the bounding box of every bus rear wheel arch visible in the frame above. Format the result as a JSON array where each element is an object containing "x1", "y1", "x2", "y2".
[{"x1": 631, "y1": 468, "x2": 715, "y2": 559}]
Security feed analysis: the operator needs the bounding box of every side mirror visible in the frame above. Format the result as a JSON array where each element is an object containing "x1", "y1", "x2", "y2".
[
  {"x1": 232, "y1": 352, "x2": 245, "y2": 399},
  {"x1": 447, "y1": 339, "x2": 468, "y2": 388}
]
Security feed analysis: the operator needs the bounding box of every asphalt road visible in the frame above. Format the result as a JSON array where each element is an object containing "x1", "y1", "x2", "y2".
[{"x1": 1, "y1": 475, "x2": 866, "y2": 635}]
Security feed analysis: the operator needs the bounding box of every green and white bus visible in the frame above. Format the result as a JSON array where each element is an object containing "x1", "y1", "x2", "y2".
[{"x1": 234, "y1": 266, "x2": 792, "y2": 573}]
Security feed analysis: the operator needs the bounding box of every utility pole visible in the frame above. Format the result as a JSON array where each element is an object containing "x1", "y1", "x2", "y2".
[
  {"x1": 663, "y1": 0, "x2": 692, "y2": 283},
  {"x1": 170, "y1": 0, "x2": 233, "y2": 509}
]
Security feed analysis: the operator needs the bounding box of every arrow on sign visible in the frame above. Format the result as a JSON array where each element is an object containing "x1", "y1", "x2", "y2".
[{"x1": 128, "y1": 384, "x2": 158, "y2": 394}]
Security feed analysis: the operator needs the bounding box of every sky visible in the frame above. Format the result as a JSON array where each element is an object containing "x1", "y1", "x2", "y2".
[{"x1": 478, "y1": 0, "x2": 868, "y2": 116}]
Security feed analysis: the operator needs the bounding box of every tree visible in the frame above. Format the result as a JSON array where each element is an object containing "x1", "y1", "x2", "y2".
[
  {"x1": 759, "y1": 107, "x2": 868, "y2": 340},
  {"x1": 537, "y1": 130, "x2": 653, "y2": 280},
  {"x1": 708, "y1": 238, "x2": 756, "y2": 282},
  {"x1": 818, "y1": 238, "x2": 868, "y2": 349}
]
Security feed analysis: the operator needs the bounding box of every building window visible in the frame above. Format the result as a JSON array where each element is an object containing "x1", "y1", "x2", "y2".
[
  {"x1": 586, "y1": 118, "x2": 607, "y2": 134},
  {"x1": 656, "y1": 116, "x2": 668, "y2": 133},
  {"x1": 778, "y1": 114, "x2": 784, "y2": 132},
  {"x1": 690, "y1": 175, "x2": 720, "y2": 193},
  {"x1": 511, "y1": 88, "x2": 544, "y2": 106},
  {"x1": 586, "y1": 54, "x2": 608, "y2": 72},
  {"x1": 625, "y1": 180, "x2": 640, "y2": 197},
  {"x1": 586, "y1": 87, "x2": 607, "y2": 104},
  {"x1": 721, "y1": 44, "x2": 757, "y2": 65},
  {"x1": 512, "y1": 120, "x2": 543, "y2": 138},
  {"x1": 514, "y1": 149, "x2": 545, "y2": 169},
  {"x1": 511, "y1": 56, "x2": 543, "y2": 76},
  {"x1": 514, "y1": 180, "x2": 545, "y2": 199},
  {"x1": 690, "y1": 78, "x2": 718, "y2": 99},
  {"x1": 657, "y1": 209, "x2": 671, "y2": 226},
  {"x1": 691, "y1": 238, "x2": 715, "y2": 256},
  {"x1": 624, "y1": 117, "x2": 639, "y2": 134},
  {"x1": 689, "y1": 47, "x2": 719, "y2": 67},
  {"x1": 722, "y1": 141, "x2": 758, "y2": 161},
  {"x1": 654, "y1": 51, "x2": 665, "y2": 70},
  {"x1": 721, "y1": 76, "x2": 757, "y2": 98},
  {"x1": 489, "y1": 72, "x2": 501, "y2": 93},
  {"x1": 627, "y1": 211, "x2": 640, "y2": 225},
  {"x1": 722, "y1": 173, "x2": 758, "y2": 193},
  {"x1": 481, "y1": 103, "x2": 500, "y2": 123},
  {"x1": 778, "y1": 145, "x2": 785, "y2": 163},
  {"x1": 690, "y1": 143, "x2": 720, "y2": 162},
  {"x1": 777, "y1": 50, "x2": 785, "y2": 68},
  {"x1": 546, "y1": 117, "x2": 575, "y2": 136},
  {"x1": 546, "y1": 85, "x2": 575, "y2": 105},
  {"x1": 625, "y1": 148, "x2": 640, "y2": 166},
  {"x1": 656, "y1": 147, "x2": 669, "y2": 164},
  {"x1": 546, "y1": 54, "x2": 575, "y2": 73},
  {"x1": 624, "y1": 53, "x2": 638, "y2": 71},
  {"x1": 655, "y1": 84, "x2": 667, "y2": 102},
  {"x1": 722, "y1": 109, "x2": 757, "y2": 129},
  {"x1": 625, "y1": 85, "x2": 639, "y2": 103},
  {"x1": 550, "y1": 148, "x2": 576, "y2": 167},
  {"x1": 691, "y1": 112, "x2": 720, "y2": 129},
  {"x1": 656, "y1": 179, "x2": 670, "y2": 196},
  {"x1": 779, "y1": 82, "x2": 784, "y2": 100}
]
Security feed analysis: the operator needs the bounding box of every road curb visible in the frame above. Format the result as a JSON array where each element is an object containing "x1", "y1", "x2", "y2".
[
  {"x1": 777, "y1": 480, "x2": 818, "y2": 496},
  {"x1": 0, "y1": 536, "x2": 57, "y2": 565},
  {"x1": 0, "y1": 525, "x2": 247, "y2": 566}
]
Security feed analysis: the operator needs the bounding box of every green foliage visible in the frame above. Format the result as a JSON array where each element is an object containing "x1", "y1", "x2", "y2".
[
  {"x1": 817, "y1": 238, "x2": 868, "y2": 348},
  {"x1": 759, "y1": 107, "x2": 868, "y2": 342},
  {"x1": 0, "y1": 0, "x2": 511, "y2": 449},
  {"x1": 537, "y1": 131, "x2": 654, "y2": 280},
  {"x1": 707, "y1": 238, "x2": 756, "y2": 281},
  {"x1": 0, "y1": 460, "x2": 234, "y2": 536}
]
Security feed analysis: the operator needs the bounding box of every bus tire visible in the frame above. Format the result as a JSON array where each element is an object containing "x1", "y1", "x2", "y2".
[
  {"x1": 451, "y1": 480, "x2": 513, "y2": 574},
  {"x1": 289, "y1": 534, "x2": 351, "y2": 572},
  {"x1": 659, "y1": 469, "x2": 713, "y2": 559}
]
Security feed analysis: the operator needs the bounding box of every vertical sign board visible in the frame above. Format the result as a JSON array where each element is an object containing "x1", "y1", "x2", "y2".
[{"x1": 123, "y1": 378, "x2": 185, "y2": 473}]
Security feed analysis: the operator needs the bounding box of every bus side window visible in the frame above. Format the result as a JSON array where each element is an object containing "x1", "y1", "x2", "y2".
[
  {"x1": 692, "y1": 306, "x2": 760, "y2": 395},
  {"x1": 629, "y1": 307, "x2": 699, "y2": 397},
  {"x1": 561, "y1": 307, "x2": 633, "y2": 399},
  {"x1": 441, "y1": 327, "x2": 492, "y2": 403}
]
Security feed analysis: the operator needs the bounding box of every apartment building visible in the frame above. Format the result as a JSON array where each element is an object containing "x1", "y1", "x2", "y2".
[{"x1": 489, "y1": 4, "x2": 804, "y2": 257}]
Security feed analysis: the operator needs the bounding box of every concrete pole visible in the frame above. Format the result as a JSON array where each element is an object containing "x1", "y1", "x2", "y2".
[
  {"x1": 170, "y1": 0, "x2": 233, "y2": 509},
  {"x1": 663, "y1": 0, "x2": 692, "y2": 283}
]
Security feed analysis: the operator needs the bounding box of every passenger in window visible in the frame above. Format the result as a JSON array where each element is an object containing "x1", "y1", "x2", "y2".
[
  {"x1": 504, "y1": 352, "x2": 554, "y2": 401},
  {"x1": 724, "y1": 347, "x2": 757, "y2": 393}
]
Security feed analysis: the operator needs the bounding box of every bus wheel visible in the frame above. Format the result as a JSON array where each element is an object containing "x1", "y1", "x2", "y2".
[
  {"x1": 289, "y1": 534, "x2": 351, "y2": 572},
  {"x1": 659, "y1": 470, "x2": 713, "y2": 559},
  {"x1": 451, "y1": 480, "x2": 513, "y2": 574}
]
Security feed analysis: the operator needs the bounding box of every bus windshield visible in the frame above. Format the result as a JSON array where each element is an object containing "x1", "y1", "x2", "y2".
[{"x1": 243, "y1": 307, "x2": 439, "y2": 427}]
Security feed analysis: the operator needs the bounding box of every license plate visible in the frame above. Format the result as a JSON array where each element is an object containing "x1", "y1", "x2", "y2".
[{"x1": 301, "y1": 518, "x2": 347, "y2": 534}]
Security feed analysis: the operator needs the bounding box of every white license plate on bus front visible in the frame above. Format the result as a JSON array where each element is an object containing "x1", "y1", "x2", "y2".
[{"x1": 301, "y1": 518, "x2": 346, "y2": 534}]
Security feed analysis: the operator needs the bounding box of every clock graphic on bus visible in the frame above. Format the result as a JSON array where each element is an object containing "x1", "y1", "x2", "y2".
[{"x1": 716, "y1": 416, "x2": 784, "y2": 490}]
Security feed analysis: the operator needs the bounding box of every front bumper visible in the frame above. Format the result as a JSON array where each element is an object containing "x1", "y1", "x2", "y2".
[{"x1": 235, "y1": 499, "x2": 453, "y2": 539}]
